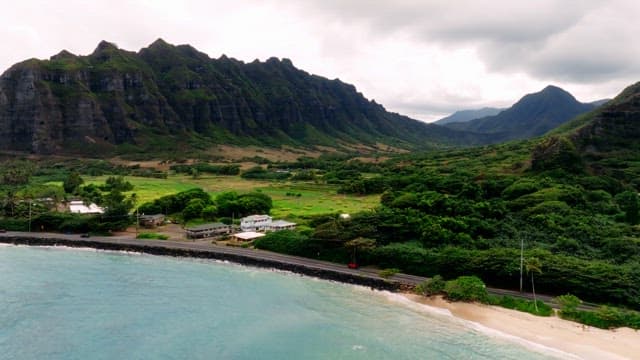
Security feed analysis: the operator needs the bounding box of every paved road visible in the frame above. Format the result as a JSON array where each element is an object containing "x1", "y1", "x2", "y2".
[
  {"x1": 0, "y1": 231, "x2": 595, "y2": 310},
  {"x1": 0, "y1": 231, "x2": 399, "y2": 286}
]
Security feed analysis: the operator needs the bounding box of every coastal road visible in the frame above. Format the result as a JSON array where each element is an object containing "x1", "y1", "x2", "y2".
[
  {"x1": 0, "y1": 231, "x2": 592, "y2": 310},
  {"x1": 0, "y1": 231, "x2": 404, "y2": 288}
]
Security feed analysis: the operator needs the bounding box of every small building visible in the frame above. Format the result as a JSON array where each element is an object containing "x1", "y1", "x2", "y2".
[
  {"x1": 69, "y1": 200, "x2": 104, "y2": 214},
  {"x1": 186, "y1": 222, "x2": 233, "y2": 239},
  {"x1": 139, "y1": 214, "x2": 165, "y2": 228},
  {"x1": 240, "y1": 215, "x2": 273, "y2": 232},
  {"x1": 269, "y1": 220, "x2": 297, "y2": 231},
  {"x1": 232, "y1": 231, "x2": 266, "y2": 242}
]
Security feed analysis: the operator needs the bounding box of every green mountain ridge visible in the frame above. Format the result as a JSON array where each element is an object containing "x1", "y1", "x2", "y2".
[
  {"x1": 445, "y1": 85, "x2": 597, "y2": 142},
  {"x1": 533, "y1": 81, "x2": 640, "y2": 185},
  {"x1": 0, "y1": 39, "x2": 493, "y2": 156}
]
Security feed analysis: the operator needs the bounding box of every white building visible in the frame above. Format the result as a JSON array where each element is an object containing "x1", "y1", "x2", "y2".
[
  {"x1": 240, "y1": 215, "x2": 272, "y2": 232},
  {"x1": 269, "y1": 220, "x2": 297, "y2": 231},
  {"x1": 69, "y1": 200, "x2": 104, "y2": 214},
  {"x1": 232, "y1": 231, "x2": 266, "y2": 242}
]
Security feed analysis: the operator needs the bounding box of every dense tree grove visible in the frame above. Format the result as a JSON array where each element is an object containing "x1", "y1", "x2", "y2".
[
  {"x1": 137, "y1": 189, "x2": 273, "y2": 221},
  {"x1": 252, "y1": 144, "x2": 640, "y2": 309}
]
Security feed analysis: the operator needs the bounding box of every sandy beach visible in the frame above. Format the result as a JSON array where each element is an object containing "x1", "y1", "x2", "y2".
[{"x1": 403, "y1": 294, "x2": 640, "y2": 360}]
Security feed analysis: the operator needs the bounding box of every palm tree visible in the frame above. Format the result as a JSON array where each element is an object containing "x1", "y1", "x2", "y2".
[
  {"x1": 344, "y1": 237, "x2": 376, "y2": 265},
  {"x1": 525, "y1": 257, "x2": 542, "y2": 312}
]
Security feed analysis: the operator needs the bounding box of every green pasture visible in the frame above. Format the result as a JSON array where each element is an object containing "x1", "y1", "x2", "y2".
[{"x1": 82, "y1": 175, "x2": 379, "y2": 217}]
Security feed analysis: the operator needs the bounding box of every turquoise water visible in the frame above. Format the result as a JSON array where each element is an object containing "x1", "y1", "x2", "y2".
[{"x1": 0, "y1": 245, "x2": 560, "y2": 359}]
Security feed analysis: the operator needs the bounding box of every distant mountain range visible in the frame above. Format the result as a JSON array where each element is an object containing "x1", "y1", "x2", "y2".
[
  {"x1": 434, "y1": 107, "x2": 503, "y2": 125},
  {"x1": 0, "y1": 39, "x2": 494, "y2": 155},
  {"x1": 443, "y1": 86, "x2": 602, "y2": 142}
]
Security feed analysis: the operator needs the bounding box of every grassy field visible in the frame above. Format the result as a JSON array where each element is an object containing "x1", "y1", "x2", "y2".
[
  {"x1": 83, "y1": 175, "x2": 380, "y2": 218},
  {"x1": 83, "y1": 176, "x2": 200, "y2": 205}
]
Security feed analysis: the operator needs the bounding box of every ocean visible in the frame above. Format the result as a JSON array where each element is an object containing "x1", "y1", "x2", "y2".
[{"x1": 0, "y1": 245, "x2": 563, "y2": 359}]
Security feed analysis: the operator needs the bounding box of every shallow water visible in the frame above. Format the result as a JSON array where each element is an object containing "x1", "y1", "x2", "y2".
[{"x1": 0, "y1": 245, "x2": 560, "y2": 359}]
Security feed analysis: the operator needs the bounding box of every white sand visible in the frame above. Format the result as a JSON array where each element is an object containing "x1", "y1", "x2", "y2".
[{"x1": 403, "y1": 294, "x2": 640, "y2": 360}]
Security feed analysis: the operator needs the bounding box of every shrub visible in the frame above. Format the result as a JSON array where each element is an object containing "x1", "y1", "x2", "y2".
[
  {"x1": 0, "y1": 218, "x2": 29, "y2": 231},
  {"x1": 136, "y1": 233, "x2": 169, "y2": 240},
  {"x1": 182, "y1": 198, "x2": 205, "y2": 221},
  {"x1": 254, "y1": 230, "x2": 315, "y2": 257},
  {"x1": 488, "y1": 295, "x2": 553, "y2": 316},
  {"x1": 379, "y1": 268, "x2": 400, "y2": 279},
  {"x1": 560, "y1": 307, "x2": 621, "y2": 329},
  {"x1": 415, "y1": 275, "x2": 446, "y2": 296},
  {"x1": 443, "y1": 276, "x2": 488, "y2": 302},
  {"x1": 556, "y1": 294, "x2": 640, "y2": 329},
  {"x1": 555, "y1": 294, "x2": 582, "y2": 312}
]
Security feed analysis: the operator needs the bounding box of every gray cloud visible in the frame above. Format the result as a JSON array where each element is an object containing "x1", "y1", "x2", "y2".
[
  {"x1": 291, "y1": 0, "x2": 640, "y2": 83},
  {"x1": 1, "y1": 0, "x2": 637, "y2": 122}
]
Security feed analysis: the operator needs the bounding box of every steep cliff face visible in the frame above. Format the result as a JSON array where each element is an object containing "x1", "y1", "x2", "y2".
[
  {"x1": 0, "y1": 39, "x2": 487, "y2": 155},
  {"x1": 530, "y1": 81, "x2": 640, "y2": 182},
  {"x1": 571, "y1": 81, "x2": 640, "y2": 154},
  {"x1": 0, "y1": 41, "x2": 183, "y2": 154}
]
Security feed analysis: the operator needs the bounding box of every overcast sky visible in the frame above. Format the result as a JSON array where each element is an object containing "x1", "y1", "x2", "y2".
[{"x1": 2, "y1": 0, "x2": 639, "y2": 121}]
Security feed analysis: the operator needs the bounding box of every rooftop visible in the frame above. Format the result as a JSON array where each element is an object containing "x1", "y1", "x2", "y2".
[
  {"x1": 185, "y1": 222, "x2": 230, "y2": 231},
  {"x1": 233, "y1": 231, "x2": 266, "y2": 241},
  {"x1": 69, "y1": 202, "x2": 104, "y2": 214},
  {"x1": 271, "y1": 220, "x2": 296, "y2": 226},
  {"x1": 242, "y1": 214, "x2": 271, "y2": 221},
  {"x1": 140, "y1": 214, "x2": 165, "y2": 220}
]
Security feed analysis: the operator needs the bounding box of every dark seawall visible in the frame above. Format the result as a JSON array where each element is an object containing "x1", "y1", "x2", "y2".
[{"x1": 0, "y1": 235, "x2": 403, "y2": 292}]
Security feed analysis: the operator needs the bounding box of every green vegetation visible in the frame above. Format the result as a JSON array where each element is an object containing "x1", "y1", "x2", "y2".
[
  {"x1": 555, "y1": 294, "x2": 640, "y2": 329},
  {"x1": 414, "y1": 275, "x2": 445, "y2": 296},
  {"x1": 254, "y1": 230, "x2": 314, "y2": 256},
  {"x1": 63, "y1": 172, "x2": 84, "y2": 194},
  {"x1": 378, "y1": 268, "x2": 401, "y2": 278},
  {"x1": 80, "y1": 174, "x2": 378, "y2": 218},
  {"x1": 415, "y1": 275, "x2": 552, "y2": 316},
  {"x1": 169, "y1": 163, "x2": 240, "y2": 176},
  {"x1": 241, "y1": 166, "x2": 290, "y2": 180},
  {"x1": 136, "y1": 233, "x2": 169, "y2": 240},
  {"x1": 487, "y1": 295, "x2": 553, "y2": 317},
  {"x1": 443, "y1": 276, "x2": 489, "y2": 302}
]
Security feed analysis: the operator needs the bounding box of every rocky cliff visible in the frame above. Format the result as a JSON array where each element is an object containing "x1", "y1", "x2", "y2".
[
  {"x1": 530, "y1": 81, "x2": 640, "y2": 183},
  {"x1": 0, "y1": 39, "x2": 488, "y2": 155}
]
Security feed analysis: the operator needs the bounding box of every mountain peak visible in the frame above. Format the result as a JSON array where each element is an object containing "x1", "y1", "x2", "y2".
[
  {"x1": 519, "y1": 85, "x2": 577, "y2": 105},
  {"x1": 50, "y1": 50, "x2": 76, "y2": 61},
  {"x1": 148, "y1": 38, "x2": 172, "y2": 49},
  {"x1": 93, "y1": 40, "x2": 118, "y2": 54},
  {"x1": 542, "y1": 84, "x2": 564, "y2": 92},
  {"x1": 538, "y1": 85, "x2": 576, "y2": 99}
]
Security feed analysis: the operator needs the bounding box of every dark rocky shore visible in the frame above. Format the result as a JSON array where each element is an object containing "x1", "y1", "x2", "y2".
[{"x1": 0, "y1": 233, "x2": 408, "y2": 292}]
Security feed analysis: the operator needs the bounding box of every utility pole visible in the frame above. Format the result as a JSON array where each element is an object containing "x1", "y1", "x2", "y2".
[
  {"x1": 28, "y1": 199, "x2": 32, "y2": 233},
  {"x1": 519, "y1": 235, "x2": 524, "y2": 293}
]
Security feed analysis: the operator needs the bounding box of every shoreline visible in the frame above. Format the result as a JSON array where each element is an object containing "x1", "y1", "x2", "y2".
[
  {"x1": 3, "y1": 233, "x2": 639, "y2": 359},
  {"x1": 402, "y1": 294, "x2": 640, "y2": 360},
  {"x1": 0, "y1": 233, "x2": 404, "y2": 292}
]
